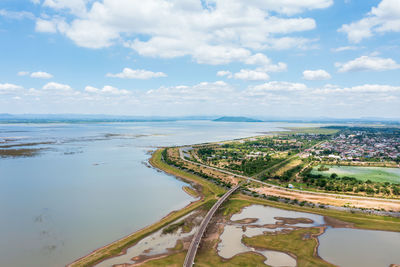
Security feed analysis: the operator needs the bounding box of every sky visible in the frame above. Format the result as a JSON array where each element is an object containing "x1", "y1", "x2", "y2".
[{"x1": 0, "y1": 0, "x2": 400, "y2": 118}]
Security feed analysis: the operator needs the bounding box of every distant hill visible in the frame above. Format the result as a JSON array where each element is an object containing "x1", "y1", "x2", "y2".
[{"x1": 213, "y1": 116, "x2": 263, "y2": 122}]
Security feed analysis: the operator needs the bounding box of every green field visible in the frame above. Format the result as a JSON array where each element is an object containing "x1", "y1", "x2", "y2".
[{"x1": 312, "y1": 165, "x2": 400, "y2": 184}]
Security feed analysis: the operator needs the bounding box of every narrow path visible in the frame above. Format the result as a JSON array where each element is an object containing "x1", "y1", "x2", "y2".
[{"x1": 183, "y1": 184, "x2": 240, "y2": 267}]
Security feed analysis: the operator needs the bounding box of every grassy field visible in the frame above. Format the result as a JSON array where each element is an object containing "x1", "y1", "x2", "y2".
[
  {"x1": 312, "y1": 165, "x2": 400, "y2": 184},
  {"x1": 140, "y1": 247, "x2": 268, "y2": 267},
  {"x1": 274, "y1": 158, "x2": 303, "y2": 176},
  {"x1": 274, "y1": 127, "x2": 339, "y2": 136},
  {"x1": 243, "y1": 228, "x2": 335, "y2": 267},
  {"x1": 183, "y1": 186, "x2": 199, "y2": 198}
]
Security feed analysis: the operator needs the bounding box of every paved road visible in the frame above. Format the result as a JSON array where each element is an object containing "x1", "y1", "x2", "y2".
[
  {"x1": 178, "y1": 148, "x2": 400, "y2": 203},
  {"x1": 183, "y1": 184, "x2": 240, "y2": 267}
]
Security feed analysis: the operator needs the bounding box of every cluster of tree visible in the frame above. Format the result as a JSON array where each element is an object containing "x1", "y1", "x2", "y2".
[
  {"x1": 325, "y1": 126, "x2": 400, "y2": 135},
  {"x1": 163, "y1": 149, "x2": 233, "y2": 189},
  {"x1": 228, "y1": 157, "x2": 281, "y2": 176},
  {"x1": 300, "y1": 167, "x2": 400, "y2": 195},
  {"x1": 261, "y1": 164, "x2": 303, "y2": 183},
  {"x1": 222, "y1": 135, "x2": 326, "y2": 153},
  {"x1": 280, "y1": 165, "x2": 303, "y2": 182},
  {"x1": 196, "y1": 147, "x2": 216, "y2": 160}
]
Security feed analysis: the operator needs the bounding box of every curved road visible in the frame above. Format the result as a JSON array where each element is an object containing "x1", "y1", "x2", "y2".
[{"x1": 183, "y1": 184, "x2": 240, "y2": 267}]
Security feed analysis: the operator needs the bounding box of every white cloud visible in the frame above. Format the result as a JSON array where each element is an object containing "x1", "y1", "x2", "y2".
[
  {"x1": 84, "y1": 86, "x2": 99, "y2": 93},
  {"x1": 17, "y1": 71, "x2": 53, "y2": 79},
  {"x1": 332, "y1": 46, "x2": 359, "y2": 52},
  {"x1": 43, "y1": 0, "x2": 89, "y2": 16},
  {"x1": 34, "y1": 0, "x2": 329, "y2": 64},
  {"x1": 17, "y1": 71, "x2": 30, "y2": 76},
  {"x1": 246, "y1": 81, "x2": 307, "y2": 96},
  {"x1": 35, "y1": 18, "x2": 68, "y2": 34},
  {"x1": 35, "y1": 18, "x2": 58, "y2": 33},
  {"x1": 0, "y1": 9, "x2": 35, "y2": 20},
  {"x1": 106, "y1": 68, "x2": 167, "y2": 79},
  {"x1": 339, "y1": 0, "x2": 400, "y2": 43},
  {"x1": 243, "y1": 53, "x2": 287, "y2": 72},
  {"x1": 315, "y1": 84, "x2": 400, "y2": 94},
  {"x1": 1, "y1": 79, "x2": 399, "y2": 117},
  {"x1": 216, "y1": 53, "x2": 286, "y2": 80},
  {"x1": 216, "y1": 70, "x2": 232, "y2": 78},
  {"x1": 302, "y1": 69, "x2": 331, "y2": 80},
  {"x1": 85, "y1": 85, "x2": 130, "y2": 95},
  {"x1": 247, "y1": 0, "x2": 333, "y2": 15},
  {"x1": 31, "y1": 71, "x2": 53, "y2": 79},
  {"x1": 0, "y1": 83, "x2": 23, "y2": 92},
  {"x1": 42, "y1": 82, "x2": 72, "y2": 91},
  {"x1": 336, "y1": 55, "x2": 400, "y2": 72},
  {"x1": 146, "y1": 81, "x2": 234, "y2": 101},
  {"x1": 244, "y1": 53, "x2": 272, "y2": 65},
  {"x1": 233, "y1": 69, "x2": 270, "y2": 81}
]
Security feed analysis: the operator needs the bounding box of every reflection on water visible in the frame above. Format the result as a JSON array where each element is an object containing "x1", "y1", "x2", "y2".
[
  {"x1": 96, "y1": 212, "x2": 202, "y2": 267},
  {"x1": 319, "y1": 227, "x2": 400, "y2": 267},
  {"x1": 231, "y1": 204, "x2": 325, "y2": 227},
  {"x1": 217, "y1": 204, "x2": 324, "y2": 267},
  {"x1": 217, "y1": 225, "x2": 297, "y2": 267},
  {"x1": 1, "y1": 121, "x2": 301, "y2": 267}
]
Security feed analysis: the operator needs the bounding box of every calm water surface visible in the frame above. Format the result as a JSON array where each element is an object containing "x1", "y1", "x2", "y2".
[
  {"x1": 0, "y1": 121, "x2": 300, "y2": 267},
  {"x1": 319, "y1": 227, "x2": 400, "y2": 267}
]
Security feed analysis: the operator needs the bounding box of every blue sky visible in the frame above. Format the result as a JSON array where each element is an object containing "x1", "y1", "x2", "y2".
[{"x1": 0, "y1": 0, "x2": 399, "y2": 118}]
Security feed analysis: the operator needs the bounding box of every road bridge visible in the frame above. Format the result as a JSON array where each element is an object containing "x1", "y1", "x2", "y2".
[{"x1": 183, "y1": 183, "x2": 240, "y2": 267}]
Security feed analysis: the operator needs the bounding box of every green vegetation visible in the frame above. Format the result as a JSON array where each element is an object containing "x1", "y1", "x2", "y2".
[
  {"x1": 260, "y1": 158, "x2": 304, "y2": 182},
  {"x1": 192, "y1": 126, "x2": 400, "y2": 198},
  {"x1": 311, "y1": 165, "x2": 400, "y2": 184},
  {"x1": 140, "y1": 248, "x2": 267, "y2": 267},
  {"x1": 182, "y1": 186, "x2": 199, "y2": 198},
  {"x1": 302, "y1": 166, "x2": 400, "y2": 196},
  {"x1": 231, "y1": 157, "x2": 283, "y2": 176},
  {"x1": 276, "y1": 127, "x2": 340, "y2": 135},
  {"x1": 244, "y1": 228, "x2": 334, "y2": 267},
  {"x1": 162, "y1": 221, "x2": 185, "y2": 234},
  {"x1": 0, "y1": 148, "x2": 43, "y2": 158},
  {"x1": 194, "y1": 130, "x2": 331, "y2": 179},
  {"x1": 318, "y1": 165, "x2": 329, "y2": 171}
]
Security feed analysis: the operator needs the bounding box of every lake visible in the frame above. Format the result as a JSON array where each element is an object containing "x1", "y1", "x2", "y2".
[{"x1": 0, "y1": 120, "x2": 303, "y2": 267}]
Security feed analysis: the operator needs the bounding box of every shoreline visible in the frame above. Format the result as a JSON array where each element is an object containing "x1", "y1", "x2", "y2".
[
  {"x1": 67, "y1": 196, "x2": 201, "y2": 267},
  {"x1": 68, "y1": 144, "x2": 400, "y2": 266},
  {"x1": 67, "y1": 149, "x2": 213, "y2": 267}
]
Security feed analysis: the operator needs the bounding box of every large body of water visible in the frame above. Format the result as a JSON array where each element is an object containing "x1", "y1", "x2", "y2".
[{"x1": 0, "y1": 121, "x2": 300, "y2": 267}]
